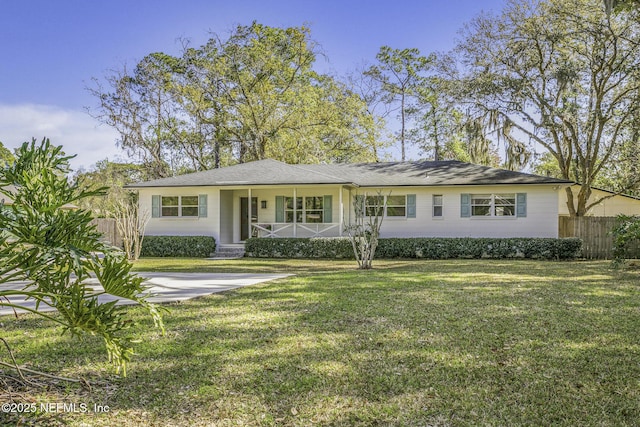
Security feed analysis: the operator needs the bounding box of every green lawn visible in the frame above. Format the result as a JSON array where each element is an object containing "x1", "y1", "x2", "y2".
[{"x1": 1, "y1": 259, "x2": 639, "y2": 426}]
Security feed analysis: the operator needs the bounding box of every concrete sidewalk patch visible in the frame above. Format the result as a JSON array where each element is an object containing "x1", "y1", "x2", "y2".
[{"x1": 0, "y1": 272, "x2": 292, "y2": 316}]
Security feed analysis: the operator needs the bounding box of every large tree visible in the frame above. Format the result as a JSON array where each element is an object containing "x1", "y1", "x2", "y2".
[
  {"x1": 409, "y1": 78, "x2": 454, "y2": 162},
  {"x1": 87, "y1": 55, "x2": 183, "y2": 179},
  {"x1": 456, "y1": 0, "x2": 640, "y2": 216},
  {"x1": 365, "y1": 47, "x2": 433, "y2": 161},
  {"x1": 342, "y1": 65, "x2": 400, "y2": 161},
  {"x1": 605, "y1": 0, "x2": 640, "y2": 13},
  {"x1": 89, "y1": 23, "x2": 382, "y2": 173},
  {"x1": 406, "y1": 54, "x2": 501, "y2": 167},
  {"x1": 178, "y1": 23, "x2": 381, "y2": 164}
]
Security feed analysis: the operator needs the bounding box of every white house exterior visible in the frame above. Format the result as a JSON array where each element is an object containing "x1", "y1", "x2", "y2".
[{"x1": 129, "y1": 159, "x2": 572, "y2": 245}]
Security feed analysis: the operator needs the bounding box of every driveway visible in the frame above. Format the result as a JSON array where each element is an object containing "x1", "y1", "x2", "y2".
[{"x1": 0, "y1": 272, "x2": 291, "y2": 316}]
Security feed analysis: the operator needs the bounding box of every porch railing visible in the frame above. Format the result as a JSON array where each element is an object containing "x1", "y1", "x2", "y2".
[{"x1": 252, "y1": 223, "x2": 340, "y2": 238}]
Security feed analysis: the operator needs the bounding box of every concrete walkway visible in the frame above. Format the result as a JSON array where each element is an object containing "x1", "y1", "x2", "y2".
[{"x1": 0, "y1": 272, "x2": 291, "y2": 316}]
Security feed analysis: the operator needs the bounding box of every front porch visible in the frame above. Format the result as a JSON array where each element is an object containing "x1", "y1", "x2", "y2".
[
  {"x1": 217, "y1": 185, "x2": 350, "y2": 245},
  {"x1": 251, "y1": 222, "x2": 340, "y2": 238}
]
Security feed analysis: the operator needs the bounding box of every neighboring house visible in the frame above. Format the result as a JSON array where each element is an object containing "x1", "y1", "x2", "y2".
[
  {"x1": 558, "y1": 185, "x2": 640, "y2": 217},
  {"x1": 127, "y1": 159, "x2": 572, "y2": 245}
]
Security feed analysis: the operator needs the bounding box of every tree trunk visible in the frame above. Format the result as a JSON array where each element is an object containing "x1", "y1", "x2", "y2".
[
  {"x1": 564, "y1": 186, "x2": 577, "y2": 217},
  {"x1": 401, "y1": 92, "x2": 406, "y2": 161}
]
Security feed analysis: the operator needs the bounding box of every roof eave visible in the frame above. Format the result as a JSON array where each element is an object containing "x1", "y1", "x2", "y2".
[
  {"x1": 126, "y1": 181, "x2": 357, "y2": 189},
  {"x1": 355, "y1": 181, "x2": 573, "y2": 187}
]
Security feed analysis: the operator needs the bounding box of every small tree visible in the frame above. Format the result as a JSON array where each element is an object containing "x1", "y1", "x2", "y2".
[
  {"x1": 345, "y1": 191, "x2": 388, "y2": 269},
  {"x1": 0, "y1": 138, "x2": 163, "y2": 376},
  {"x1": 112, "y1": 197, "x2": 150, "y2": 261}
]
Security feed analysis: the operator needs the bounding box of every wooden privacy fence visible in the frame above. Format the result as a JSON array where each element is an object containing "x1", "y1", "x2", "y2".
[
  {"x1": 558, "y1": 216, "x2": 617, "y2": 260},
  {"x1": 558, "y1": 216, "x2": 616, "y2": 259},
  {"x1": 90, "y1": 218, "x2": 123, "y2": 249}
]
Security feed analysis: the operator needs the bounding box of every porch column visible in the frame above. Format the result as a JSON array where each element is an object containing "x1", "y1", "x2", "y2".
[
  {"x1": 293, "y1": 187, "x2": 297, "y2": 237},
  {"x1": 248, "y1": 187, "x2": 252, "y2": 240},
  {"x1": 348, "y1": 188, "x2": 352, "y2": 226},
  {"x1": 339, "y1": 186, "x2": 344, "y2": 236}
]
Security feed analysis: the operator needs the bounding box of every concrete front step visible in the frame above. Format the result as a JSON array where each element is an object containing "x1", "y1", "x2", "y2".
[{"x1": 211, "y1": 245, "x2": 246, "y2": 259}]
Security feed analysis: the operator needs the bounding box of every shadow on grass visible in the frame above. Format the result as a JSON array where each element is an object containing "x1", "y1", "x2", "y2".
[{"x1": 2, "y1": 260, "x2": 640, "y2": 426}]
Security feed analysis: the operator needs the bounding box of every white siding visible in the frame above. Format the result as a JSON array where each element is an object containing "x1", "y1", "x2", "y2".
[
  {"x1": 138, "y1": 185, "x2": 343, "y2": 243},
  {"x1": 349, "y1": 185, "x2": 560, "y2": 238},
  {"x1": 138, "y1": 187, "x2": 219, "y2": 238},
  {"x1": 137, "y1": 184, "x2": 561, "y2": 240}
]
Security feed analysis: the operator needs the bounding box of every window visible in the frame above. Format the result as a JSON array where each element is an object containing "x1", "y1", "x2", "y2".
[
  {"x1": 180, "y1": 196, "x2": 199, "y2": 217},
  {"x1": 471, "y1": 194, "x2": 515, "y2": 217},
  {"x1": 161, "y1": 196, "x2": 179, "y2": 217},
  {"x1": 433, "y1": 195, "x2": 443, "y2": 217},
  {"x1": 161, "y1": 195, "x2": 199, "y2": 217},
  {"x1": 285, "y1": 197, "x2": 303, "y2": 223},
  {"x1": 284, "y1": 196, "x2": 325, "y2": 223},
  {"x1": 494, "y1": 194, "x2": 516, "y2": 216},
  {"x1": 152, "y1": 194, "x2": 207, "y2": 218},
  {"x1": 471, "y1": 194, "x2": 492, "y2": 216},
  {"x1": 365, "y1": 195, "x2": 384, "y2": 217},
  {"x1": 305, "y1": 196, "x2": 324, "y2": 223},
  {"x1": 386, "y1": 195, "x2": 406, "y2": 217},
  {"x1": 361, "y1": 195, "x2": 409, "y2": 218}
]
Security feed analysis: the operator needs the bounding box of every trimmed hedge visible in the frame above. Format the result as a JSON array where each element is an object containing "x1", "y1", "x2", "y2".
[
  {"x1": 140, "y1": 235, "x2": 217, "y2": 258},
  {"x1": 246, "y1": 237, "x2": 353, "y2": 259},
  {"x1": 245, "y1": 237, "x2": 583, "y2": 260}
]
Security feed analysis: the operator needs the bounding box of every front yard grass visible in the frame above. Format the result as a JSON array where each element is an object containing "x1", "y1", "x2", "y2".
[{"x1": 1, "y1": 259, "x2": 639, "y2": 426}]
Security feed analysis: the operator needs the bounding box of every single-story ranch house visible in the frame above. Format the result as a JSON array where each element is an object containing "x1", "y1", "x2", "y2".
[{"x1": 128, "y1": 159, "x2": 575, "y2": 247}]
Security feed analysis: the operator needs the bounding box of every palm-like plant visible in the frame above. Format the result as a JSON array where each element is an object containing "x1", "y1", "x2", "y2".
[{"x1": 0, "y1": 138, "x2": 163, "y2": 376}]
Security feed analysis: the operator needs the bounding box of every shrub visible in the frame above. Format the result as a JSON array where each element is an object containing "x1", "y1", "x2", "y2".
[
  {"x1": 611, "y1": 215, "x2": 640, "y2": 266},
  {"x1": 245, "y1": 237, "x2": 582, "y2": 260},
  {"x1": 140, "y1": 235, "x2": 216, "y2": 258},
  {"x1": 245, "y1": 237, "x2": 352, "y2": 258}
]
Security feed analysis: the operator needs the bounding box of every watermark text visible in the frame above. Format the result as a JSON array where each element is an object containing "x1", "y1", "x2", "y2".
[{"x1": 1, "y1": 402, "x2": 110, "y2": 414}]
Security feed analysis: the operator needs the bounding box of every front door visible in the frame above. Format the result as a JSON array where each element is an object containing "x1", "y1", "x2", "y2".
[{"x1": 240, "y1": 197, "x2": 258, "y2": 241}]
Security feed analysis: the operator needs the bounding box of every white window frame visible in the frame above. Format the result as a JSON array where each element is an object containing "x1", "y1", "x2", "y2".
[
  {"x1": 284, "y1": 196, "x2": 325, "y2": 223},
  {"x1": 470, "y1": 193, "x2": 516, "y2": 217},
  {"x1": 385, "y1": 195, "x2": 407, "y2": 218},
  {"x1": 433, "y1": 194, "x2": 443, "y2": 218},
  {"x1": 161, "y1": 195, "x2": 199, "y2": 218},
  {"x1": 304, "y1": 196, "x2": 324, "y2": 223},
  {"x1": 363, "y1": 195, "x2": 407, "y2": 218}
]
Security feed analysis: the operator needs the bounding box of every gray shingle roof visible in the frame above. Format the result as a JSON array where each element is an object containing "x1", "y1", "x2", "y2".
[
  {"x1": 127, "y1": 159, "x2": 349, "y2": 188},
  {"x1": 127, "y1": 159, "x2": 572, "y2": 188},
  {"x1": 297, "y1": 161, "x2": 572, "y2": 186}
]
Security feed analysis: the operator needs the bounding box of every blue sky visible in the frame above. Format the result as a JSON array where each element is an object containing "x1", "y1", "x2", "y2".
[{"x1": 0, "y1": 0, "x2": 505, "y2": 170}]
